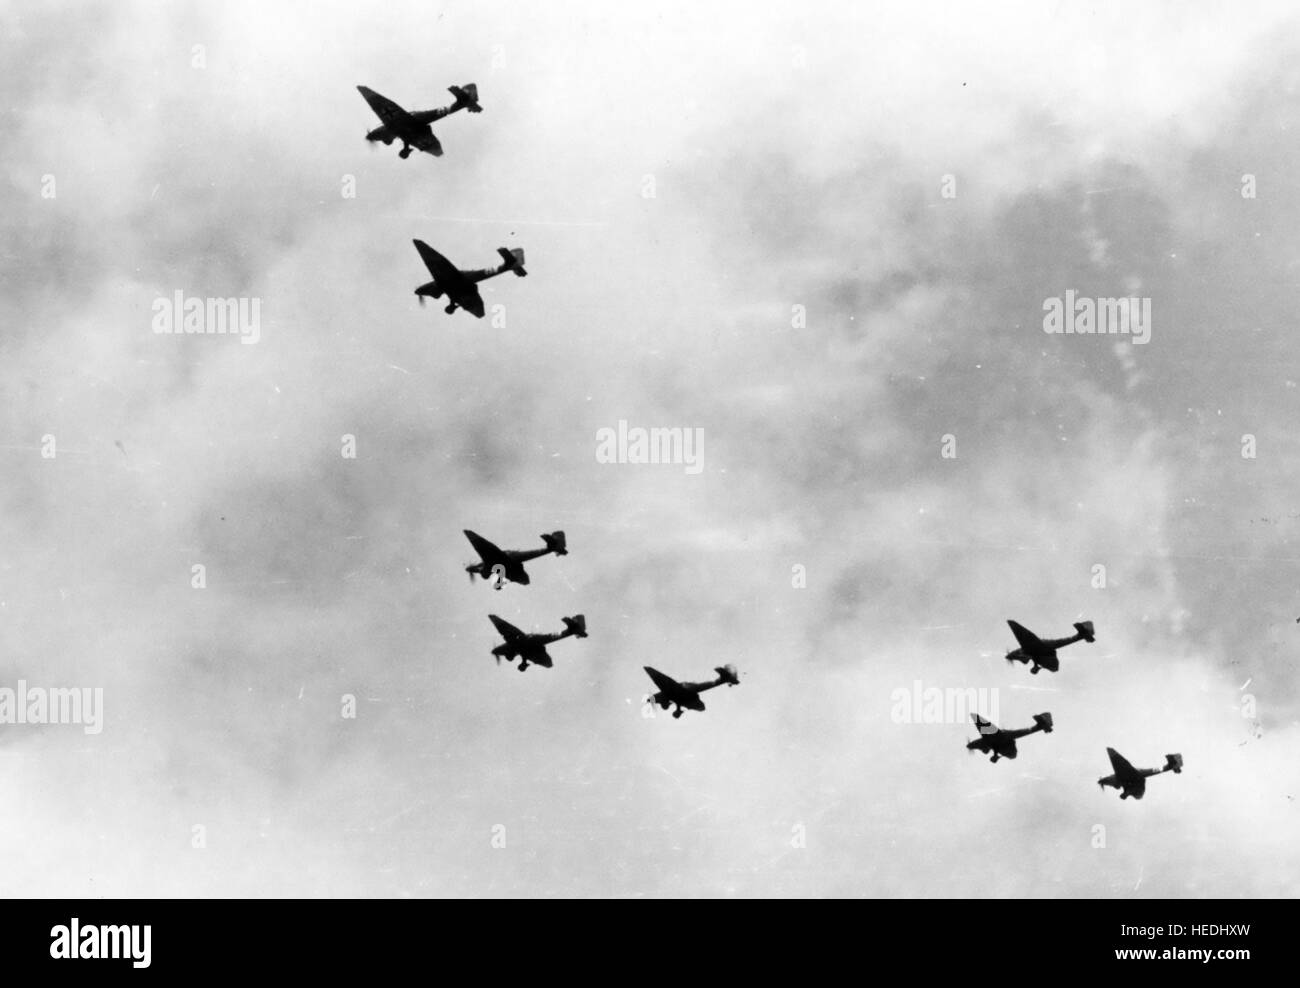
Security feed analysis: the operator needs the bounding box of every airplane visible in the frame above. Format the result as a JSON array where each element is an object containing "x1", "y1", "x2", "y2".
[
  {"x1": 643, "y1": 664, "x2": 740, "y2": 718},
  {"x1": 464, "y1": 529, "x2": 565, "y2": 588},
  {"x1": 357, "y1": 83, "x2": 481, "y2": 159},
  {"x1": 412, "y1": 240, "x2": 527, "y2": 318},
  {"x1": 1005, "y1": 619, "x2": 1095, "y2": 674},
  {"x1": 488, "y1": 614, "x2": 586, "y2": 671},
  {"x1": 1098, "y1": 747, "x2": 1183, "y2": 800},
  {"x1": 966, "y1": 712, "x2": 1053, "y2": 763}
]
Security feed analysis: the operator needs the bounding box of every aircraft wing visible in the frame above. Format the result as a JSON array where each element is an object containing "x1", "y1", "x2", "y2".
[
  {"x1": 416, "y1": 240, "x2": 463, "y2": 283},
  {"x1": 1007, "y1": 620, "x2": 1043, "y2": 651},
  {"x1": 488, "y1": 614, "x2": 526, "y2": 643},
  {"x1": 522, "y1": 645, "x2": 553, "y2": 668},
  {"x1": 452, "y1": 284, "x2": 486, "y2": 318},
  {"x1": 464, "y1": 529, "x2": 504, "y2": 565},
  {"x1": 358, "y1": 86, "x2": 409, "y2": 125},
  {"x1": 971, "y1": 713, "x2": 996, "y2": 735},
  {"x1": 412, "y1": 130, "x2": 444, "y2": 157},
  {"x1": 1106, "y1": 747, "x2": 1139, "y2": 781},
  {"x1": 644, "y1": 666, "x2": 682, "y2": 696}
]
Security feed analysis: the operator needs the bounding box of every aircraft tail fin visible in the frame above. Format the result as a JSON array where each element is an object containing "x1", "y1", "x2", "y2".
[
  {"x1": 1033, "y1": 712, "x2": 1054, "y2": 733},
  {"x1": 541, "y1": 531, "x2": 566, "y2": 555},
  {"x1": 1074, "y1": 620, "x2": 1096, "y2": 642},
  {"x1": 715, "y1": 664, "x2": 740, "y2": 686},
  {"x1": 1164, "y1": 753, "x2": 1183, "y2": 774},
  {"x1": 449, "y1": 83, "x2": 482, "y2": 113},
  {"x1": 497, "y1": 247, "x2": 527, "y2": 277},
  {"x1": 562, "y1": 614, "x2": 587, "y2": 638}
]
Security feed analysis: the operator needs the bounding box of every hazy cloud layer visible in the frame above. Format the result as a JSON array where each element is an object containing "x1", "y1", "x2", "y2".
[{"x1": 2, "y1": 0, "x2": 1298, "y2": 896}]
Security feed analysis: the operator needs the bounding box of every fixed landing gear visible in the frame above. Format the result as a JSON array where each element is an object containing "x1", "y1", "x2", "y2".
[
  {"x1": 990, "y1": 753, "x2": 1000, "y2": 763},
  {"x1": 399, "y1": 145, "x2": 412, "y2": 159},
  {"x1": 1030, "y1": 666, "x2": 1041, "y2": 674},
  {"x1": 672, "y1": 708, "x2": 683, "y2": 719},
  {"x1": 518, "y1": 663, "x2": 528, "y2": 672},
  {"x1": 444, "y1": 303, "x2": 457, "y2": 314}
]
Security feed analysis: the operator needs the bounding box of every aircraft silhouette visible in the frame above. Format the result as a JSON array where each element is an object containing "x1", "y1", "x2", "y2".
[
  {"x1": 644, "y1": 664, "x2": 739, "y2": 718},
  {"x1": 357, "y1": 83, "x2": 481, "y2": 158},
  {"x1": 413, "y1": 240, "x2": 526, "y2": 318},
  {"x1": 488, "y1": 614, "x2": 586, "y2": 671},
  {"x1": 966, "y1": 712, "x2": 1053, "y2": 763},
  {"x1": 1005, "y1": 619, "x2": 1095, "y2": 673},
  {"x1": 1098, "y1": 747, "x2": 1183, "y2": 799},
  {"x1": 464, "y1": 529, "x2": 565, "y2": 588}
]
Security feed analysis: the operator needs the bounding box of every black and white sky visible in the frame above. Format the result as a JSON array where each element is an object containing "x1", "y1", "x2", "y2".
[{"x1": 3, "y1": 0, "x2": 1299, "y2": 897}]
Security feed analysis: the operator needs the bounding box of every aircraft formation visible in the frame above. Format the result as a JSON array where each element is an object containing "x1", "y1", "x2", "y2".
[
  {"x1": 462, "y1": 530, "x2": 738, "y2": 715},
  {"x1": 354, "y1": 81, "x2": 1172, "y2": 772},
  {"x1": 970, "y1": 618, "x2": 1184, "y2": 800},
  {"x1": 359, "y1": 80, "x2": 741, "y2": 718},
  {"x1": 357, "y1": 84, "x2": 527, "y2": 319}
]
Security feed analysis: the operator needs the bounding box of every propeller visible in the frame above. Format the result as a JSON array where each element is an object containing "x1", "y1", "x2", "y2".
[{"x1": 419, "y1": 294, "x2": 427, "y2": 307}]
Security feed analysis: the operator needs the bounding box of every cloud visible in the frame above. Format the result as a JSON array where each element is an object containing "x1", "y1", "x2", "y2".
[{"x1": 2, "y1": 0, "x2": 1298, "y2": 896}]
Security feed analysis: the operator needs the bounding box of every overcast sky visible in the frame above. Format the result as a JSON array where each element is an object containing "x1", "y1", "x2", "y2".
[{"x1": 3, "y1": 0, "x2": 1300, "y2": 897}]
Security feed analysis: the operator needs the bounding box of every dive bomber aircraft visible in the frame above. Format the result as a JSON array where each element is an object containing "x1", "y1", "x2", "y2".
[
  {"x1": 1005, "y1": 619, "x2": 1095, "y2": 674},
  {"x1": 357, "y1": 83, "x2": 481, "y2": 158},
  {"x1": 464, "y1": 529, "x2": 566, "y2": 588},
  {"x1": 967, "y1": 712, "x2": 1053, "y2": 763},
  {"x1": 1098, "y1": 747, "x2": 1183, "y2": 799},
  {"x1": 643, "y1": 664, "x2": 740, "y2": 718},
  {"x1": 488, "y1": 614, "x2": 586, "y2": 671},
  {"x1": 413, "y1": 240, "x2": 526, "y2": 318}
]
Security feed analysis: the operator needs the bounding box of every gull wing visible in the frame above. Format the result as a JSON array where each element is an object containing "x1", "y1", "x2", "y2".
[
  {"x1": 1106, "y1": 747, "x2": 1139, "y2": 781},
  {"x1": 452, "y1": 285, "x2": 486, "y2": 318},
  {"x1": 488, "y1": 614, "x2": 526, "y2": 643},
  {"x1": 412, "y1": 130, "x2": 444, "y2": 157},
  {"x1": 644, "y1": 666, "x2": 682, "y2": 696},
  {"x1": 971, "y1": 713, "x2": 997, "y2": 735},
  {"x1": 523, "y1": 645, "x2": 553, "y2": 668},
  {"x1": 464, "y1": 529, "x2": 505, "y2": 566},
  {"x1": 417, "y1": 241, "x2": 464, "y2": 284},
  {"x1": 357, "y1": 86, "x2": 410, "y2": 125},
  {"x1": 1007, "y1": 620, "x2": 1043, "y2": 651}
]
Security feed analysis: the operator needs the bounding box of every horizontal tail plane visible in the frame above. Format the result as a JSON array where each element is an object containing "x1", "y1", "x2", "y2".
[
  {"x1": 497, "y1": 247, "x2": 527, "y2": 277},
  {"x1": 449, "y1": 83, "x2": 482, "y2": 112}
]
